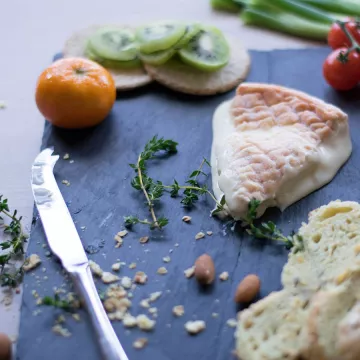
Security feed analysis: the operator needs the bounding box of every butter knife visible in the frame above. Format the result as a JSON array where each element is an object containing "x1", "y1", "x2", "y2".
[{"x1": 31, "y1": 148, "x2": 129, "y2": 360}]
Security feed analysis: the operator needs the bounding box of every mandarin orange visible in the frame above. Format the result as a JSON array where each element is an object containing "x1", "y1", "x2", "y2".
[{"x1": 35, "y1": 57, "x2": 116, "y2": 129}]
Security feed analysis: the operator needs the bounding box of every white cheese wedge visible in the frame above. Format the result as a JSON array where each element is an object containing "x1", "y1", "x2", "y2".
[{"x1": 211, "y1": 83, "x2": 352, "y2": 220}]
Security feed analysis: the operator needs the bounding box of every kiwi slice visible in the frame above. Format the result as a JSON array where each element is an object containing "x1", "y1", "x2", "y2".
[
  {"x1": 139, "y1": 24, "x2": 202, "y2": 66},
  {"x1": 175, "y1": 23, "x2": 201, "y2": 50},
  {"x1": 86, "y1": 46, "x2": 141, "y2": 69},
  {"x1": 136, "y1": 21, "x2": 187, "y2": 54},
  {"x1": 88, "y1": 27, "x2": 138, "y2": 61},
  {"x1": 139, "y1": 49, "x2": 176, "y2": 66},
  {"x1": 178, "y1": 26, "x2": 230, "y2": 72}
]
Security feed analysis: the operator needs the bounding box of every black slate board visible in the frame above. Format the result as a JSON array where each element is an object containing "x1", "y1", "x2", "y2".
[{"x1": 17, "y1": 48, "x2": 360, "y2": 360}]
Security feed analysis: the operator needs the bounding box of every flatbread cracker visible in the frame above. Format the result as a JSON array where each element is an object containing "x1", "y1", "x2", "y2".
[
  {"x1": 63, "y1": 25, "x2": 152, "y2": 90},
  {"x1": 144, "y1": 37, "x2": 251, "y2": 95}
]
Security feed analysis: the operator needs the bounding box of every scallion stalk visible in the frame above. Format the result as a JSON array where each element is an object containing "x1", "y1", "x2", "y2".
[
  {"x1": 298, "y1": 0, "x2": 360, "y2": 16},
  {"x1": 250, "y1": 0, "x2": 334, "y2": 24},
  {"x1": 240, "y1": 6, "x2": 331, "y2": 40},
  {"x1": 210, "y1": 0, "x2": 242, "y2": 12}
]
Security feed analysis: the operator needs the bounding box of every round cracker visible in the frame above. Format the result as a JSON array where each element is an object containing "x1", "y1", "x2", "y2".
[
  {"x1": 144, "y1": 36, "x2": 251, "y2": 95},
  {"x1": 63, "y1": 25, "x2": 152, "y2": 90}
]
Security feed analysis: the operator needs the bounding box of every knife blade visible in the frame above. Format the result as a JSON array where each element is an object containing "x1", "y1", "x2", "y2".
[
  {"x1": 31, "y1": 148, "x2": 88, "y2": 269},
  {"x1": 31, "y1": 148, "x2": 129, "y2": 360}
]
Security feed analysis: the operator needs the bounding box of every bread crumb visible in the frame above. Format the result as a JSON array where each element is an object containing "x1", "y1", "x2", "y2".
[
  {"x1": 140, "y1": 299, "x2": 150, "y2": 308},
  {"x1": 182, "y1": 216, "x2": 191, "y2": 223},
  {"x1": 212, "y1": 312, "x2": 219, "y2": 318},
  {"x1": 137, "y1": 314, "x2": 155, "y2": 331},
  {"x1": 184, "y1": 266, "x2": 195, "y2": 278},
  {"x1": 149, "y1": 291, "x2": 162, "y2": 302},
  {"x1": 62, "y1": 180, "x2": 70, "y2": 186},
  {"x1": 139, "y1": 236, "x2": 149, "y2": 244},
  {"x1": 80, "y1": 226, "x2": 86, "y2": 231},
  {"x1": 163, "y1": 256, "x2": 171, "y2": 263},
  {"x1": 112, "y1": 262, "x2": 121, "y2": 271},
  {"x1": 52, "y1": 324, "x2": 71, "y2": 337},
  {"x1": 219, "y1": 271, "x2": 229, "y2": 281},
  {"x1": 63, "y1": 153, "x2": 70, "y2": 160},
  {"x1": 133, "y1": 337, "x2": 148, "y2": 349},
  {"x1": 134, "y1": 271, "x2": 148, "y2": 284},
  {"x1": 206, "y1": 231, "x2": 213, "y2": 236},
  {"x1": 23, "y1": 254, "x2": 41, "y2": 272},
  {"x1": 157, "y1": 267, "x2": 168, "y2": 275},
  {"x1": 114, "y1": 235, "x2": 123, "y2": 248},
  {"x1": 69, "y1": 160, "x2": 74, "y2": 164},
  {"x1": 72, "y1": 314, "x2": 81, "y2": 322},
  {"x1": 195, "y1": 232, "x2": 205, "y2": 240},
  {"x1": 173, "y1": 305, "x2": 184, "y2": 317},
  {"x1": 89, "y1": 260, "x2": 103, "y2": 277},
  {"x1": 101, "y1": 272, "x2": 119, "y2": 284},
  {"x1": 129, "y1": 262, "x2": 137, "y2": 269},
  {"x1": 123, "y1": 314, "x2": 137, "y2": 328},
  {"x1": 185, "y1": 320, "x2": 206, "y2": 334},
  {"x1": 106, "y1": 284, "x2": 127, "y2": 299},
  {"x1": 226, "y1": 318, "x2": 237, "y2": 328},
  {"x1": 56, "y1": 315, "x2": 66, "y2": 324},
  {"x1": 149, "y1": 307, "x2": 157, "y2": 314},
  {"x1": 31, "y1": 290, "x2": 39, "y2": 299},
  {"x1": 118, "y1": 230, "x2": 128, "y2": 237},
  {"x1": 121, "y1": 276, "x2": 132, "y2": 289}
]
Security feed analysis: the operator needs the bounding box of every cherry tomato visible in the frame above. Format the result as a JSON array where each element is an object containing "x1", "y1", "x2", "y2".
[
  {"x1": 323, "y1": 48, "x2": 360, "y2": 91},
  {"x1": 328, "y1": 20, "x2": 360, "y2": 50}
]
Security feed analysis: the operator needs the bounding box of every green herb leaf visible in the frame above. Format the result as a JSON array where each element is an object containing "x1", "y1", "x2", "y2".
[{"x1": 243, "y1": 198, "x2": 303, "y2": 252}]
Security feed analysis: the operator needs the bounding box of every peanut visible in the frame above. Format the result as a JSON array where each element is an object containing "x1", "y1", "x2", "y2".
[
  {"x1": 194, "y1": 254, "x2": 215, "y2": 285},
  {"x1": 234, "y1": 274, "x2": 260, "y2": 303},
  {"x1": 0, "y1": 333, "x2": 11, "y2": 360}
]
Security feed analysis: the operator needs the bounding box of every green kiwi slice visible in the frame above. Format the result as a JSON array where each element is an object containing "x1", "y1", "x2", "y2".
[
  {"x1": 85, "y1": 46, "x2": 141, "y2": 69},
  {"x1": 135, "y1": 21, "x2": 187, "y2": 54},
  {"x1": 175, "y1": 23, "x2": 201, "y2": 49},
  {"x1": 139, "y1": 24, "x2": 202, "y2": 66},
  {"x1": 139, "y1": 48, "x2": 176, "y2": 66},
  {"x1": 88, "y1": 27, "x2": 139, "y2": 61},
  {"x1": 178, "y1": 26, "x2": 230, "y2": 72}
]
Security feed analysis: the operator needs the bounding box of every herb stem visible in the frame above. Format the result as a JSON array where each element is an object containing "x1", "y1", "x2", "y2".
[
  {"x1": 136, "y1": 154, "x2": 159, "y2": 228},
  {"x1": 163, "y1": 184, "x2": 222, "y2": 208}
]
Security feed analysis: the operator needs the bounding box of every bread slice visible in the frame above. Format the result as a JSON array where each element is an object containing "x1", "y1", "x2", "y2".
[
  {"x1": 307, "y1": 269, "x2": 360, "y2": 360},
  {"x1": 282, "y1": 200, "x2": 360, "y2": 291},
  {"x1": 235, "y1": 290, "x2": 312, "y2": 360},
  {"x1": 236, "y1": 201, "x2": 360, "y2": 360}
]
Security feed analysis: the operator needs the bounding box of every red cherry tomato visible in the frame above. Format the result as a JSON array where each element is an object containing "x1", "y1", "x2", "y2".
[
  {"x1": 328, "y1": 20, "x2": 360, "y2": 50},
  {"x1": 323, "y1": 48, "x2": 360, "y2": 91}
]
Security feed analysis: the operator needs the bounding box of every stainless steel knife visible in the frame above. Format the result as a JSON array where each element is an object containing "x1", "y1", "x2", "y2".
[{"x1": 31, "y1": 148, "x2": 129, "y2": 360}]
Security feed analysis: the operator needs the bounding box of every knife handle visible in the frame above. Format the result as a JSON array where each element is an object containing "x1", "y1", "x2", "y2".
[{"x1": 68, "y1": 263, "x2": 129, "y2": 360}]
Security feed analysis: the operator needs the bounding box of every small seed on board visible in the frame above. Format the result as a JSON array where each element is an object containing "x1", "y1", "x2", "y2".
[
  {"x1": 194, "y1": 254, "x2": 215, "y2": 285},
  {"x1": 234, "y1": 274, "x2": 260, "y2": 303}
]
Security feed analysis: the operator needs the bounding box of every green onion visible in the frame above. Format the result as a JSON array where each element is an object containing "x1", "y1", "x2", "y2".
[
  {"x1": 298, "y1": 0, "x2": 360, "y2": 16},
  {"x1": 250, "y1": 0, "x2": 334, "y2": 24},
  {"x1": 210, "y1": 0, "x2": 242, "y2": 12},
  {"x1": 241, "y1": 6, "x2": 331, "y2": 40}
]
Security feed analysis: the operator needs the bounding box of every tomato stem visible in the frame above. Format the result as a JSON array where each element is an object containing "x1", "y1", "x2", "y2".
[{"x1": 337, "y1": 21, "x2": 360, "y2": 62}]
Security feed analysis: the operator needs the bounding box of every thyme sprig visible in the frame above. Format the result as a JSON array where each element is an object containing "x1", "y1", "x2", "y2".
[
  {"x1": 128, "y1": 136, "x2": 178, "y2": 229},
  {"x1": 126, "y1": 137, "x2": 226, "y2": 230},
  {"x1": 167, "y1": 158, "x2": 226, "y2": 214},
  {"x1": 0, "y1": 195, "x2": 28, "y2": 287},
  {"x1": 243, "y1": 199, "x2": 304, "y2": 252}
]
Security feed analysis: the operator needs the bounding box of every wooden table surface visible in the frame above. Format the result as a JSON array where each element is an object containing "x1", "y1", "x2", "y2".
[{"x1": 0, "y1": 0, "x2": 318, "y2": 344}]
